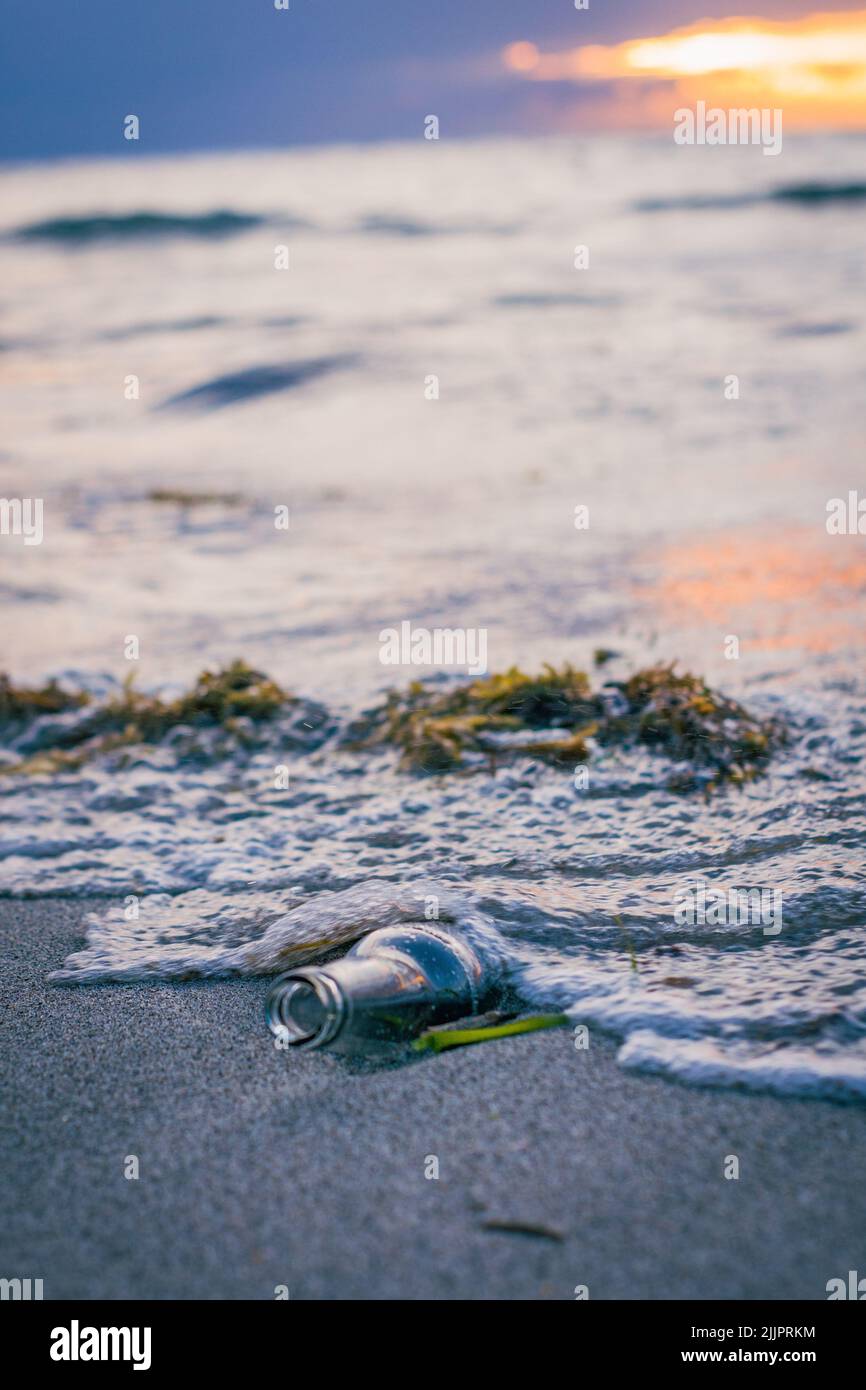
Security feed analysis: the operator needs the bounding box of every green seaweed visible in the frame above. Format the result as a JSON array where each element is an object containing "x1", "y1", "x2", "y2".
[
  {"x1": 413, "y1": 1012, "x2": 569, "y2": 1053},
  {"x1": 74, "y1": 659, "x2": 292, "y2": 745},
  {"x1": 0, "y1": 675, "x2": 89, "y2": 721},
  {"x1": 349, "y1": 661, "x2": 783, "y2": 786},
  {"x1": 0, "y1": 657, "x2": 786, "y2": 789},
  {"x1": 147, "y1": 488, "x2": 244, "y2": 507},
  {"x1": 603, "y1": 663, "x2": 782, "y2": 786},
  {"x1": 593, "y1": 647, "x2": 621, "y2": 667},
  {"x1": 347, "y1": 664, "x2": 603, "y2": 773},
  {"x1": 520, "y1": 728, "x2": 596, "y2": 768},
  {"x1": 6, "y1": 738, "x2": 129, "y2": 778},
  {"x1": 0, "y1": 660, "x2": 295, "y2": 776},
  {"x1": 465, "y1": 665, "x2": 599, "y2": 726},
  {"x1": 614, "y1": 912, "x2": 639, "y2": 973}
]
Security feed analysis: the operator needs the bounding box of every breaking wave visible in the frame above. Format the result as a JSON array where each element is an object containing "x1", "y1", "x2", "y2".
[
  {"x1": 159, "y1": 355, "x2": 359, "y2": 410},
  {"x1": 12, "y1": 209, "x2": 274, "y2": 244},
  {"x1": 48, "y1": 879, "x2": 508, "y2": 983},
  {"x1": 635, "y1": 181, "x2": 866, "y2": 213}
]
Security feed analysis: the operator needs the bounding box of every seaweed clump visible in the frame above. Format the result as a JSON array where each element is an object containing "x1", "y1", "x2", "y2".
[
  {"x1": 147, "y1": 488, "x2": 244, "y2": 507},
  {"x1": 0, "y1": 675, "x2": 89, "y2": 721},
  {"x1": 346, "y1": 665, "x2": 602, "y2": 773},
  {"x1": 605, "y1": 664, "x2": 781, "y2": 787},
  {"x1": 94, "y1": 659, "x2": 292, "y2": 739},
  {"x1": 348, "y1": 662, "x2": 784, "y2": 788},
  {"x1": 0, "y1": 660, "x2": 298, "y2": 775},
  {"x1": 0, "y1": 658, "x2": 785, "y2": 790}
]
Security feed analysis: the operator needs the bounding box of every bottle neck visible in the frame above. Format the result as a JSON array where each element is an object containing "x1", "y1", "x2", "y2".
[
  {"x1": 267, "y1": 969, "x2": 347, "y2": 1048},
  {"x1": 266, "y1": 924, "x2": 486, "y2": 1051}
]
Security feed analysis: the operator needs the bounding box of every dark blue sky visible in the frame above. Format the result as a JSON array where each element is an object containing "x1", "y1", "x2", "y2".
[{"x1": 0, "y1": 0, "x2": 849, "y2": 160}]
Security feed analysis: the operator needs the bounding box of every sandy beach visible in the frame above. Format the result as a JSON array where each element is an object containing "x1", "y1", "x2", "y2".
[
  {"x1": 3, "y1": 896, "x2": 864, "y2": 1301},
  {"x1": 3, "y1": 0, "x2": 866, "y2": 1323}
]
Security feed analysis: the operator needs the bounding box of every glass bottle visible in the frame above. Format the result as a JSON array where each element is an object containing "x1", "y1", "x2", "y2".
[{"x1": 265, "y1": 922, "x2": 489, "y2": 1053}]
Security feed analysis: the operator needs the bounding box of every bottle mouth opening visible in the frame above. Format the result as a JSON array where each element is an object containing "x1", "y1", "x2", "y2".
[{"x1": 266, "y1": 969, "x2": 346, "y2": 1050}]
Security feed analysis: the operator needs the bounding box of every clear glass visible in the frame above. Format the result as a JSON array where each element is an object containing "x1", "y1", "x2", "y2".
[{"x1": 266, "y1": 923, "x2": 488, "y2": 1053}]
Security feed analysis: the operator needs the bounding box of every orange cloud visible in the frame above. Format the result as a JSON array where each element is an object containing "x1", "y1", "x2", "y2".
[{"x1": 503, "y1": 10, "x2": 866, "y2": 129}]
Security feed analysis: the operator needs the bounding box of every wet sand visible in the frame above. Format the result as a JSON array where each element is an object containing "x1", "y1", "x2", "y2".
[{"x1": 2, "y1": 897, "x2": 864, "y2": 1301}]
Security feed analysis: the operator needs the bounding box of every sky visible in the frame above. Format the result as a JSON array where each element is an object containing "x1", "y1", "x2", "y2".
[{"x1": 2, "y1": 1, "x2": 865, "y2": 160}]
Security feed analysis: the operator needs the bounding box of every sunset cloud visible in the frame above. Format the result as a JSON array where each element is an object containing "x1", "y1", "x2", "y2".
[{"x1": 503, "y1": 10, "x2": 866, "y2": 129}]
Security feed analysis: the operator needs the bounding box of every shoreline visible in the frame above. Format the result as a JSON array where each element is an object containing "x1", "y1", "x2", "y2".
[{"x1": 2, "y1": 896, "x2": 864, "y2": 1300}]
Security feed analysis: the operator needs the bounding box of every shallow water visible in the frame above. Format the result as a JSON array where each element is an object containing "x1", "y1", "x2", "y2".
[{"x1": 2, "y1": 135, "x2": 865, "y2": 1100}]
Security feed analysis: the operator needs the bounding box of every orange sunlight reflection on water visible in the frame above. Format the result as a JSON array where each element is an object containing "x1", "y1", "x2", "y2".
[{"x1": 641, "y1": 528, "x2": 866, "y2": 654}]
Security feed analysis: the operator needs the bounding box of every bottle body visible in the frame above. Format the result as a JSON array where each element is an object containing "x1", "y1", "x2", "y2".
[{"x1": 266, "y1": 923, "x2": 488, "y2": 1053}]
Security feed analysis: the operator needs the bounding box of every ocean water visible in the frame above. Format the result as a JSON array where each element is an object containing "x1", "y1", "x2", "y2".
[{"x1": 2, "y1": 135, "x2": 865, "y2": 1101}]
